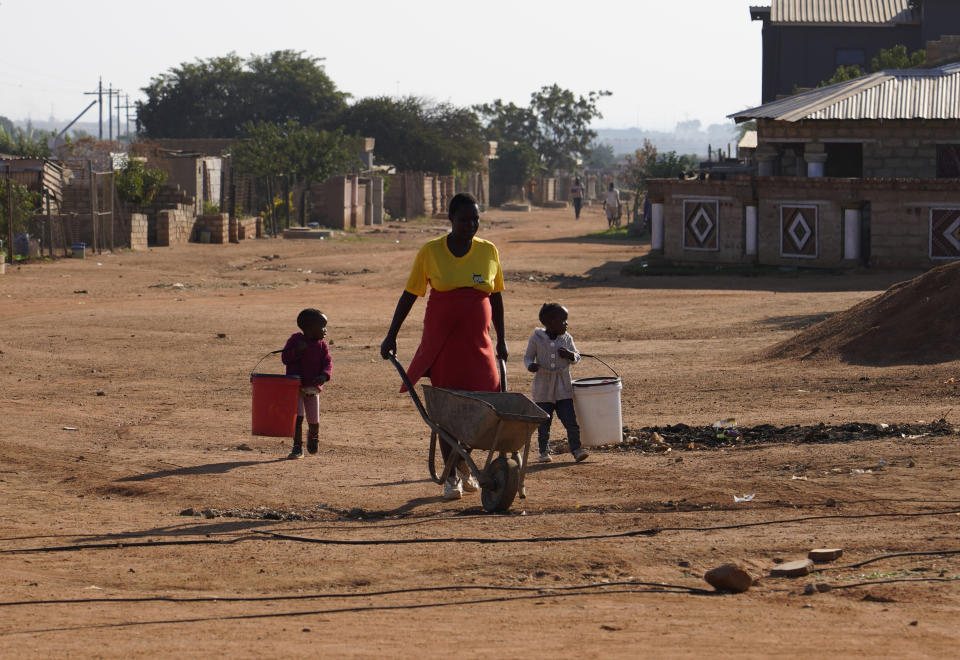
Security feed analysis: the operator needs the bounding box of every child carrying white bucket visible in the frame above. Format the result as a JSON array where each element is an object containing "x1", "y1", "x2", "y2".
[{"x1": 523, "y1": 303, "x2": 589, "y2": 464}]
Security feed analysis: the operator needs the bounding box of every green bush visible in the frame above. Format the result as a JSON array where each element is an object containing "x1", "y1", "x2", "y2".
[
  {"x1": 1, "y1": 180, "x2": 40, "y2": 254},
  {"x1": 116, "y1": 159, "x2": 168, "y2": 207}
]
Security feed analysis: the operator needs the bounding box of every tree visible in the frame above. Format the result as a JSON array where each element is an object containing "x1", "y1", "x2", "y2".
[
  {"x1": 0, "y1": 117, "x2": 52, "y2": 158},
  {"x1": 872, "y1": 44, "x2": 926, "y2": 71},
  {"x1": 490, "y1": 141, "x2": 541, "y2": 200},
  {"x1": 115, "y1": 159, "x2": 168, "y2": 207},
  {"x1": 1, "y1": 179, "x2": 41, "y2": 256},
  {"x1": 619, "y1": 140, "x2": 698, "y2": 228},
  {"x1": 138, "y1": 51, "x2": 347, "y2": 138},
  {"x1": 337, "y1": 96, "x2": 485, "y2": 173},
  {"x1": 736, "y1": 120, "x2": 757, "y2": 141},
  {"x1": 232, "y1": 120, "x2": 361, "y2": 233},
  {"x1": 477, "y1": 85, "x2": 610, "y2": 176},
  {"x1": 584, "y1": 142, "x2": 617, "y2": 170},
  {"x1": 818, "y1": 44, "x2": 927, "y2": 88}
]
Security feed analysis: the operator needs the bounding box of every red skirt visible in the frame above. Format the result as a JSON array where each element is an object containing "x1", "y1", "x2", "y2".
[{"x1": 402, "y1": 288, "x2": 500, "y2": 392}]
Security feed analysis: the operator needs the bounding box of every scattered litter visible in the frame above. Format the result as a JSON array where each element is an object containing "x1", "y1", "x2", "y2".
[
  {"x1": 796, "y1": 389, "x2": 809, "y2": 392},
  {"x1": 73, "y1": 289, "x2": 88, "y2": 294},
  {"x1": 879, "y1": 423, "x2": 889, "y2": 429},
  {"x1": 62, "y1": 426, "x2": 78, "y2": 431},
  {"x1": 84, "y1": 585, "x2": 104, "y2": 590},
  {"x1": 172, "y1": 282, "x2": 185, "y2": 289},
  {"x1": 216, "y1": 333, "x2": 227, "y2": 339},
  {"x1": 96, "y1": 262, "x2": 102, "y2": 266},
  {"x1": 235, "y1": 443, "x2": 253, "y2": 451},
  {"x1": 791, "y1": 475, "x2": 808, "y2": 481},
  {"x1": 852, "y1": 469, "x2": 869, "y2": 474},
  {"x1": 876, "y1": 460, "x2": 888, "y2": 468},
  {"x1": 946, "y1": 378, "x2": 956, "y2": 384},
  {"x1": 712, "y1": 418, "x2": 741, "y2": 440},
  {"x1": 734, "y1": 494, "x2": 756, "y2": 503}
]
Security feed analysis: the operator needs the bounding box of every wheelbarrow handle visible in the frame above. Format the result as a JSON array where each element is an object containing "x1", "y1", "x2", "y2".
[
  {"x1": 386, "y1": 353, "x2": 433, "y2": 427},
  {"x1": 498, "y1": 358, "x2": 507, "y2": 393}
]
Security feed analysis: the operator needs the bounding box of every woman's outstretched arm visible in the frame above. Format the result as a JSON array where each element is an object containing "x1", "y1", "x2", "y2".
[{"x1": 381, "y1": 290, "x2": 418, "y2": 359}]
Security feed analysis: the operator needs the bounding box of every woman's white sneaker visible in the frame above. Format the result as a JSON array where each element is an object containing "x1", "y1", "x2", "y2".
[{"x1": 442, "y1": 476, "x2": 463, "y2": 500}]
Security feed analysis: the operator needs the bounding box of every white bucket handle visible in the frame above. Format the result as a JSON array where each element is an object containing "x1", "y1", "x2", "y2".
[{"x1": 578, "y1": 353, "x2": 620, "y2": 380}]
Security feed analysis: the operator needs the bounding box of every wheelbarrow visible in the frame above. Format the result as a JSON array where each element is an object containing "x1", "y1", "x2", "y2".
[{"x1": 388, "y1": 355, "x2": 549, "y2": 512}]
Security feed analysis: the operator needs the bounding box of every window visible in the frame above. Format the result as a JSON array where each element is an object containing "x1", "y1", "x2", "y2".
[
  {"x1": 836, "y1": 49, "x2": 865, "y2": 67},
  {"x1": 937, "y1": 145, "x2": 960, "y2": 178},
  {"x1": 825, "y1": 143, "x2": 863, "y2": 177}
]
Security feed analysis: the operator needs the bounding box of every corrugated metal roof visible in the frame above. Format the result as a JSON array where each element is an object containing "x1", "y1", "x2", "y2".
[
  {"x1": 730, "y1": 63, "x2": 960, "y2": 122},
  {"x1": 770, "y1": 0, "x2": 918, "y2": 25}
]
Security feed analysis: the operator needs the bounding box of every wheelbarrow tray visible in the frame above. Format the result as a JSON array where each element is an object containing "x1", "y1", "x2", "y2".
[{"x1": 421, "y1": 386, "x2": 549, "y2": 453}]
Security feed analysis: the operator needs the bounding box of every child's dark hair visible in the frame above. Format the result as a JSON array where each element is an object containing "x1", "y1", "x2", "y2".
[
  {"x1": 297, "y1": 308, "x2": 325, "y2": 331},
  {"x1": 448, "y1": 192, "x2": 478, "y2": 219},
  {"x1": 539, "y1": 302, "x2": 566, "y2": 324}
]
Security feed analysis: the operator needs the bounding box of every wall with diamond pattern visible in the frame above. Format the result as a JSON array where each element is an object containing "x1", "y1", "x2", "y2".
[{"x1": 648, "y1": 177, "x2": 960, "y2": 269}]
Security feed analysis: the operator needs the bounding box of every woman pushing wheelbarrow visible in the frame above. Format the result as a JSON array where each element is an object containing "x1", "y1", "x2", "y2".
[{"x1": 381, "y1": 193, "x2": 545, "y2": 510}]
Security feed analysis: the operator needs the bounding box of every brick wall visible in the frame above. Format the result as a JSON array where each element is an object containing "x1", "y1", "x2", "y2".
[
  {"x1": 155, "y1": 209, "x2": 193, "y2": 246},
  {"x1": 758, "y1": 119, "x2": 959, "y2": 179},
  {"x1": 236, "y1": 216, "x2": 258, "y2": 239},
  {"x1": 129, "y1": 213, "x2": 148, "y2": 251},
  {"x1": 648, "y1": 176, "x2": 960, "y2": 269},
  {"x1": 195, "y1": 213, "x2": 230, "y2": 243}
]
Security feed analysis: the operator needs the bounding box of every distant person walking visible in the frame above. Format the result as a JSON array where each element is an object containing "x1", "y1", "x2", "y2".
[
  {"x1": 603, "y1": 182, "x2": 621, "y2": 228},
  {"x1": 570, "y1": 177, "x2": 585, "y2": 220}
]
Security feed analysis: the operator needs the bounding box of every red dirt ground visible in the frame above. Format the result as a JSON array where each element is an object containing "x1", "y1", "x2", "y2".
[{"x1": 1, "y1": 205, "x2": 958, "y2": 658}]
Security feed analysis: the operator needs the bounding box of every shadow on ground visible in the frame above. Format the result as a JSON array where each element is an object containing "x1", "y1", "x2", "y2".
[{"x1": 116, "y1": 459, "x2": 287, "y2": 482}]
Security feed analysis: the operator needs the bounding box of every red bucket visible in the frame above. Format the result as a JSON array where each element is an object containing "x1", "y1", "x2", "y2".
[{"x1": 250, "y1": 373, "x2": 301, "y2": 437}]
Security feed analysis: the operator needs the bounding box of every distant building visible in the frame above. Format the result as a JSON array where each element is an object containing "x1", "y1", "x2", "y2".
[{"x1": 752, "y1": 0, "x2": 960, "y2": 102}]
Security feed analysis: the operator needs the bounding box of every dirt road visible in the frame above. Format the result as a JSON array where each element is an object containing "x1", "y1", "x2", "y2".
[{"x1": 1, "y1": 205, "x2": 958, "y2": 657}]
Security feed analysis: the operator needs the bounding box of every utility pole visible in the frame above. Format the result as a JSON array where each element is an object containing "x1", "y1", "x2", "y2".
[
  {"x1": 116, "y1": 92, "x2": 123, "y2": 141},
  {"x1": 84, "y1": 77, "x2": 103, "y2": 140},
  {"x1": 121, "y1": 95, "x2": 137, "y2": 138},
  {"x1": 107, "y1": 83, "x2": 113, "y2": 142}
]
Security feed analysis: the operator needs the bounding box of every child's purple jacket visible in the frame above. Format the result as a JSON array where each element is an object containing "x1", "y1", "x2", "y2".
[{"x1": 280, "y1": 332, "x2": 333, "y2": 389}]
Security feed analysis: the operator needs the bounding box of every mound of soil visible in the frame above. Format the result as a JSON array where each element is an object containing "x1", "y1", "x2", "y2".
[{"x1": 763, "y1": 260, "x2": 960, "y2": 365}]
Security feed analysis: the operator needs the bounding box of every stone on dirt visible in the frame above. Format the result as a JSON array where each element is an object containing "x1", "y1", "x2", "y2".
[
  {"x1": 704, "y1": 563, "x2": 753, "y2": 593},
  {"x1": 770, "y1": 559, "x2": 814, "y2": 577},
  {"x1": 808, "y1": 548, "x2": 843, "y2": 563}
]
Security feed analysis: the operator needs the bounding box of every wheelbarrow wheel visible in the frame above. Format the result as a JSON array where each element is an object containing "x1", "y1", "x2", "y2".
[{"x1": 481, "y1": 457, "x2": 520, "y2": 512}]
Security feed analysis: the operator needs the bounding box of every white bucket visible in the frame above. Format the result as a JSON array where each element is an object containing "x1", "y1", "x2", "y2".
[{"x1": 573, "y1": 375, "x2": 623, "y2": 447}]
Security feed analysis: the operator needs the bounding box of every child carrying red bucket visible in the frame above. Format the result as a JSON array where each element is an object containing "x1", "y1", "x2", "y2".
[{"x1": 281, "y1": 308, "x2": 333, "y2": 459}]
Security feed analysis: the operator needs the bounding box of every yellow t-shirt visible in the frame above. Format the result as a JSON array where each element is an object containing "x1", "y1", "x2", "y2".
[{"x1": 404, "y1": 236, "x2": 505, "y2": 297}]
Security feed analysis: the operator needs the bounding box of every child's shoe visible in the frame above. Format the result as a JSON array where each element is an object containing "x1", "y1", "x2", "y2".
[
  {"x1": 573, "y1": 448, "x2": 590, "y2": 462},
  {"x1": 537, "y1": 452, "x2": 553, "y2": 463},
  {"x1": 307, "y1": 434, "x2": 319, "y2": 455},
  {"x1": 442, "y1": 476, "x2": 463, "y2": 500},
  {"x1": 288, "y1": 443, "x2": 304, "y2": 459}
]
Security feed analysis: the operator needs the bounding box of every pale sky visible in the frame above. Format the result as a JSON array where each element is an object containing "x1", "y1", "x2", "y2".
[{"x1": 0, "y1": 0, "x2": 762, "y2": 131}]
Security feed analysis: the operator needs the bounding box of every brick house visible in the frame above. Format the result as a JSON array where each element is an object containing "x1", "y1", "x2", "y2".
[
  {"x1": 731, "y1": 62, "x2": 960, "y2": 179},
  {"x1": 752, "y1": 0, "x2": 960, "y2": 102},
  {"x1": 645, "y1": 62, "x2": 960, "y2": 269}
]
